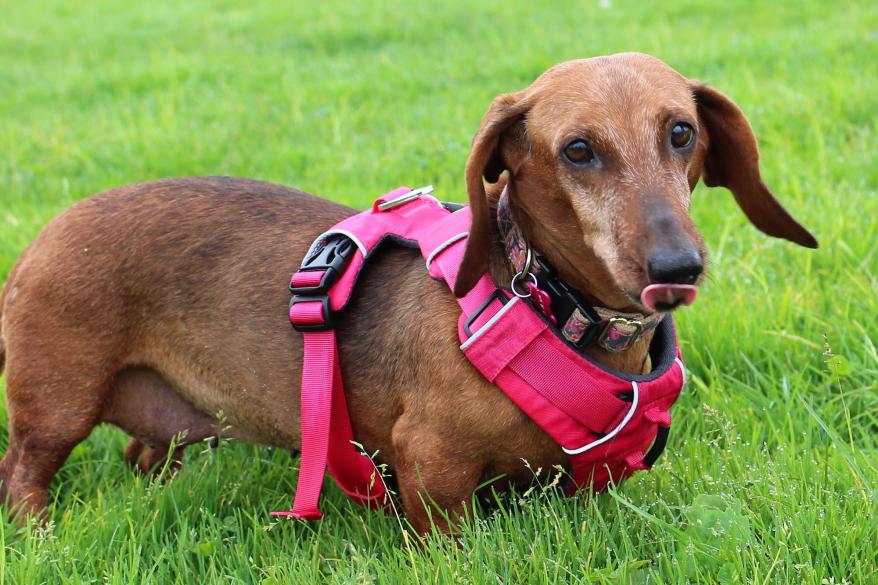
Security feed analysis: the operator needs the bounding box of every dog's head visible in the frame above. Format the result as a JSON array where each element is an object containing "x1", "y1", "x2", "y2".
[{"x1": 454, "y1": 53, "x2": 817, "y2": 311}]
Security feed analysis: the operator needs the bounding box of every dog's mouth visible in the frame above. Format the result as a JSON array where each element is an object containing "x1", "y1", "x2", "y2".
[{"x1": 639, "y1": 283, "x2": 698, "y2": 313}]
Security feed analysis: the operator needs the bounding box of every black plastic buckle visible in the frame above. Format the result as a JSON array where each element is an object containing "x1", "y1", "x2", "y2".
[
  {"x1": 289, "y1": 295, "x2": 333, "y2": 332},
  {"x1": 463, "y1": 290, "x2": 509, "y2": 338},
  {"x1": 289, "y1": 235, "x2": 356, "y2": 295},
  {"x1": 532, "y1": 256, "x2": 603, "y2": 346}
]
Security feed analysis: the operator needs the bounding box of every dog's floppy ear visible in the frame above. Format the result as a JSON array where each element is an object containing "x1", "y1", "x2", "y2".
[
  {"x1": 690, "y1": 81, "x2": 817, "y2": 248},
  {"x1": 454, "y1": 91, "x2": 530, "y2": 296}
]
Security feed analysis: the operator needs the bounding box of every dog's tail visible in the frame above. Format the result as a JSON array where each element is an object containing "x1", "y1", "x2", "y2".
[
  {"x1": 0, "y1": 278, "x2": 6, "y2": 375},
  {"x1": 1, "y1": 252, "x2": 30, "y2": 376},
  {"x1": 0, "y1": 281, "x2": 6, "y2": 375},
  {"x1": 0, "y1": 260, "x2": 14, "y2": 376}
]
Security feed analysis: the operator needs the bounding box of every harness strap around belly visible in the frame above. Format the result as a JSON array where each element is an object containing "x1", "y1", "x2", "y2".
[
  {"x1": 270, "y1": 328, "x2": 385, "y2": 520},
  {"x1": 272, "y1": 187, "x2": 451, "y2": 519}
]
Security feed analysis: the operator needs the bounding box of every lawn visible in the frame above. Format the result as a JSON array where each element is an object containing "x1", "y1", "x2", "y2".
[{"x1": 1, "y1": 0, "x2": 877, "y2": 583}]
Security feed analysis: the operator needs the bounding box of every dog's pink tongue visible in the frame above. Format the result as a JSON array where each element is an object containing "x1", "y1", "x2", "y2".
[{"x1": 641, "y1": 284, "x2": 698, "y2": 312}]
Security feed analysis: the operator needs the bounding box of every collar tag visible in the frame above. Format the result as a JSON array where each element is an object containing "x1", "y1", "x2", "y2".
[{"x1": 598, "y1": 317, "x2": 645, "y2": 353}]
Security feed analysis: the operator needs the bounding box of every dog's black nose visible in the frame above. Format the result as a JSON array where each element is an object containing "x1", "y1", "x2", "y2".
[{"x1": 647, "y1": 248, "x2": 703, "y2": 284}]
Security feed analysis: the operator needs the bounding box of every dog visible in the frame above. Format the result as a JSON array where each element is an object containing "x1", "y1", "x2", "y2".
[{"x1": 0, "y1": 52, "x2": 816, "y2": 534}]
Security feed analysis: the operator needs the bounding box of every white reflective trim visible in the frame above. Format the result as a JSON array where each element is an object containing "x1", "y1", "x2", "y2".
[
  {"x1": 459, "y1": 297, "x2": 521, "y2": 351},
  {"x1": 425, "y1": 232, "x2": 469, "y2": 271},
  {"x1": 675, "y1": 357, "x2": 686, "y2": 386},
  {"x1": 301, "y1": 229, "x2": 368, "y2": 266},
  {"x1": 562, "y1": 381, "x2": 640, "y2": 455}
]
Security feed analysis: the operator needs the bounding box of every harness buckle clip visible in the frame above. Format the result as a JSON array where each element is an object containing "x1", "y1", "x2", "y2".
[
  {"x1": 290, "y1": 235, "x2": 356, "y2": 295},
  {"x1": 289, "y1": 295, "x2": 333, "y2": 332},
  {"x1": 533, "y1": 256, "x2": 605, "y2": 347}
]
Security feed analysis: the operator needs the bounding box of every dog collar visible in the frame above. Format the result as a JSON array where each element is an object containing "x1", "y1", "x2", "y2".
[{"x1": 496, "y1": 187, "x2": 662, "y2": 353}]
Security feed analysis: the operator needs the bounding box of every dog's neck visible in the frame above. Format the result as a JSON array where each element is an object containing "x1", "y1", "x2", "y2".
[{"x1": 483, "y1": 179, "x2": 656, "y2": 375}]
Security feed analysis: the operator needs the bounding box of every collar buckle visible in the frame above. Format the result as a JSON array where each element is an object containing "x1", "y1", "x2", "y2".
[{"x1": 598, "y1": 317, "x2": 645, "y2": 353}]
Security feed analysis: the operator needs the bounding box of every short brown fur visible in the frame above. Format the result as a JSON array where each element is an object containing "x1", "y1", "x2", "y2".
[{"x1": 0, "y1": 53, "x2": 815, "y2": 534}]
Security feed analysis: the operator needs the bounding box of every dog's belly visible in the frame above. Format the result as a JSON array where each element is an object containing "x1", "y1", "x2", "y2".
[{"x1": 102, "y1": 366, "x2": 231, "y2": 447}]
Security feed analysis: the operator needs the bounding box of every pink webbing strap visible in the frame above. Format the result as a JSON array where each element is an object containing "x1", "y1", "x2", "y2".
[
  {"x1": 271, "y1": 330, "x2": 336, "y2": 520},
  {"x1": 273, "y1": 319, "x2": 387, "y2": 519},
  {"x1": 290, "y1": 270, "x2": 326, "y2": 289}
]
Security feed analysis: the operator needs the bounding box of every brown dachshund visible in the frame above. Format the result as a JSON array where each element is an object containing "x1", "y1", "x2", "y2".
[{"x1": 0, "y1": 53, "x2": 815, "y2": 534}]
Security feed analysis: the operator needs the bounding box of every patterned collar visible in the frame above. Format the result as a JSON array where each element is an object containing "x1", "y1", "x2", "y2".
[{"x1": 496, "y1": 187, "x2": 663, "y2": 353}]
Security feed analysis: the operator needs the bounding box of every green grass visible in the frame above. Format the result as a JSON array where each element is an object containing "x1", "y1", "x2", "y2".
[{"x1": 1, "y1": 0, "x2": 877, "y2": 582}]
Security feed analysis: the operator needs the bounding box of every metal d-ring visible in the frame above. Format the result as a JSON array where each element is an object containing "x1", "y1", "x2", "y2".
[
  {"x1": 519, "y1": 237, "x2": 534, "y2": 277},
  {"x1": 511, "y1": 271, "x2": 538, "y2": 298},
  {"x1": 510, "y1": 237, "x2": 537, "y2": 298}
]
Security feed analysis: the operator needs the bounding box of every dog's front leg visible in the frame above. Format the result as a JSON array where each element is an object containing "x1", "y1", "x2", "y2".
[{"x1": 391, "y1": 417, "x2": 484, "y2": 535}]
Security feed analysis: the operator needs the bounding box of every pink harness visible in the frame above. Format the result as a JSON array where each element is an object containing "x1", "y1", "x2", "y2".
[{"x1": 271, "y1": 187, "x2": 685, "y2": 520}]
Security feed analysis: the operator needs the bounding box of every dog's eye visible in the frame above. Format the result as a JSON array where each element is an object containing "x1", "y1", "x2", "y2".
[
  {"x1": 670, "y1": 123, "x2": 695, "y2": 149},
  {"x1": 563, "y1": 140, "x2": 596, "y2": 165}
]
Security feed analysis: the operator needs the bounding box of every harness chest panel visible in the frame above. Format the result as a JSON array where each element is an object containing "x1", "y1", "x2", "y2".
[{"x1": 273, "y1": 187, "x2": 685, "y2": 520}]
